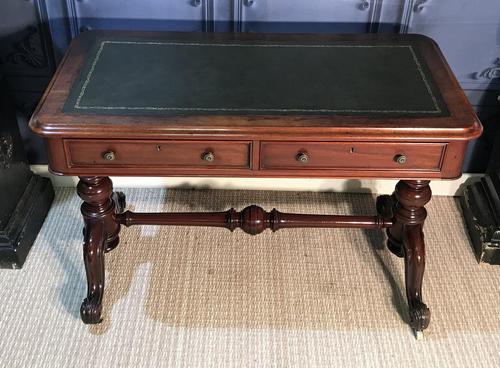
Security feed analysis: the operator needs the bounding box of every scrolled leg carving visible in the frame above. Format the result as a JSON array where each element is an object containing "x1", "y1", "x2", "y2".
[
  {"x1": 391, "y1": 180, "x2": 432, "y2": 334},
  {"x1": 80, "y1": 220, "x2": 106, "y2": 324},
  {"x1": 403, "y1": 224, "x2": 430, "y2": 332},
  {"x1": 77, "y1": 176, "x2": 120, "y2": 324}
]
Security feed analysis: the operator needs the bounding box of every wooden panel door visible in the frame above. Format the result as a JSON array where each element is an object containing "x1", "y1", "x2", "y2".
[
  {"x1": 234, "y1": 0, "x2": 380, "y2": 33},
  {"x1": 401, "y1": 0, "x2": 500, "y2": 90},
  {"x1": 68, "y1": 0, "x2": 211, "y2": 34}
]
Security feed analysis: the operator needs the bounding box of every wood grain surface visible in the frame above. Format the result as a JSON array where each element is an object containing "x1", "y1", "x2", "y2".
[{"x1": 30, "y1": 31, "x2": 481, "y2": 179}]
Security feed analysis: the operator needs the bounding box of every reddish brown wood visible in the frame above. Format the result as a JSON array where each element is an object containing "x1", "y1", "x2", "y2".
[
  {"x1": 30, "y1": 32, "x2": 481, "y2": 143},
  {"x1": 260, "y1": 141, "x2": 445, "y2": 171},
  {"x1": 386, "y1": 180, "x2": 432, "y2": 332},
  {"x1": 403, "y1": 223, "x2": 429, "y2": 332},
  {"x1": 28, "y1": 31, "x2": 482, "y2": 333},
  {"x1": 77, "y1": 176, "x2": 122, "y2": 324},
  {"x1": 116, "y1": 205, "x2": 393, "y2": 234},
  {"x1": 44, "y1": 138, "x2": 469, "y2": 180},
  {"x1": 30, "y1": 33, "x2": 480, "y2": 180},
  {"x1": 65, "y1": 139, "x2": 252, "y2": 169}
]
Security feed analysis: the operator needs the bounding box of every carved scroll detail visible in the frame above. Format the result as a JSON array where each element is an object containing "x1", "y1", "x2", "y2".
[
  {"x1": 478, "y1": 58, "x2": 500, "y2": 80},
  {"x1": 0, "y1": 26, "x2": 46, "y2": 68},
  {"x1": 413, "y1": 0, "x2": 428, "y2": 13}
]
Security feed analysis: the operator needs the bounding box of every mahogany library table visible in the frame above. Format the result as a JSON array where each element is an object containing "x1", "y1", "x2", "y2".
[{"x1": 30, "y1": 31, "x2": 481, "y2": 337}]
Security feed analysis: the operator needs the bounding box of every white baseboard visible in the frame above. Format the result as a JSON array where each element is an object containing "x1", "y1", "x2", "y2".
[{"x1": 30, "y1": 165, "x2": 482, "y2": 196}]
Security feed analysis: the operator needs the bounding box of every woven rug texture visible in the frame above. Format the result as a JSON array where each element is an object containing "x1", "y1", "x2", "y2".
[{"x1": 0, "y1": 187, "x2": 499, "y2": 368}]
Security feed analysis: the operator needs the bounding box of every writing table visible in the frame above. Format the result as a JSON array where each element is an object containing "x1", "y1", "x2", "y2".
[{"x1": 30, "y1": 31, "x2": 481, "y2": 336}]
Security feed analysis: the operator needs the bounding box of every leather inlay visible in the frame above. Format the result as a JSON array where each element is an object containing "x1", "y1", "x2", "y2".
[{"x1": 63, "y1": 37, "x2": 449, "y2": 117}]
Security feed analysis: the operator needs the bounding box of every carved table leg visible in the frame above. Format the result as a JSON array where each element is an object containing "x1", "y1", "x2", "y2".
[
  {"x1": 112, "y1": 191, "x2": 126, "y2": 214},
  {"x1": 377, "y1": 194, "x2": 404, "y2": 257},
  {"x1": 106, "y1": 191, "x2": 126, "y2": 252},
  {"x1": 80, "y1": 219, "x2": 105, "y2": 324},
  {"x1": 77, "y1": 176, "x2": 120, "y2": 324},
  {"x1": 393, "y1": 180, "x2": 432, "y2": 334},
  {"x1": 386, "y1": 193, "x2": 405, "y2": 258}
]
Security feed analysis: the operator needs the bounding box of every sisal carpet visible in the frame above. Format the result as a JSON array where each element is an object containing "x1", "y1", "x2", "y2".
[{"x1": 0, "y1": 187, "x2": 499, "y2": 367}]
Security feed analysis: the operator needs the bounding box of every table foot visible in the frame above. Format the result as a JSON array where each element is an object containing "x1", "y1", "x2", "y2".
[
  {"x1": 80, "y1": 220, "x2": 105, "y2": 324},
  {"x1": 390, "y1": 180, "x2": 432, "y2": 333},
  {"x1": 404, "y1": 223, "x2": 431, "y2": 332},
  {"x1": 81, "y1": 295, "x2": 103, "y2": 324},
  {"x1": 414, "y1": 330, "x2": 425, "y2": 341},
  {"x1": 77, "y1": 176, "x2": 121, "y2": 324},
  {"x1": 409, "y1": 300, "x2": 430, "y2": 333}
]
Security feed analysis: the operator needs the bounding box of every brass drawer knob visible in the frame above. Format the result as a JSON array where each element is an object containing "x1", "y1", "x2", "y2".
[
  {"x1": 102, "y1": 151, "x2": 115, "y2": 161},
  {"x1": 202, "y1": 152, "x2": 215, "y2": 162},
  {"x1": 394, "y1": 154, "x2": 407, "y2": 165},
  {"x1": 296, "y1": 152, "x2": 309, "y2": 164}
]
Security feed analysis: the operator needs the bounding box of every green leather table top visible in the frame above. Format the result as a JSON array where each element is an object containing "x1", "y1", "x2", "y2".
[{"x1": 63, "y1": 36, "x2": 448, "y2": 117}]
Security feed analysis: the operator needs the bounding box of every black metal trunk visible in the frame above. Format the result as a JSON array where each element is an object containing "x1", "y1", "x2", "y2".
[{"x1": 0, "y1": 74, "x2": 54, "y2": 268}]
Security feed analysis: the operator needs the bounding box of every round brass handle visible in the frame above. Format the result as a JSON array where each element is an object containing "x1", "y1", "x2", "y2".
[
  {"x1": 296, "y1": 152, "x2": 309, "y2": 164},
  {"x1": 202, "y1": 152, "x2": 215, "y2": 162},
  {"x1": 394, "y1": 154, "x2": 407, "y2": 165},
  {"x1": 102, "y1": 151, "x2": 115, "y2": 161}
]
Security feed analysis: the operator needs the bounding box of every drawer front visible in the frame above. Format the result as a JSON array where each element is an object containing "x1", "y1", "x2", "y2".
[
  {"x1": 260, "y1": 142, "x2": 446, "y2": 171},
  {"x1": 65, "y1": 140, "x2": 252, "y2": 169}
]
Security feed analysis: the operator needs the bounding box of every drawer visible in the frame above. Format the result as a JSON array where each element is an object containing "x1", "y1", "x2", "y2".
[
  {"x1": 260, "y1": 142, "x2": 446, "y2": 171},
  {"x1": 65, "y1": 139, "x2": 252, "y2": 169}
]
